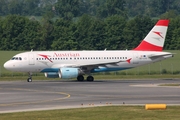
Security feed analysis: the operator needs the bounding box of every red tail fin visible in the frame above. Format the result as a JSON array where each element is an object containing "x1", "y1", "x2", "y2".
[{"x1": 133, "y1": 20, "x2": 169, "y2": 51}]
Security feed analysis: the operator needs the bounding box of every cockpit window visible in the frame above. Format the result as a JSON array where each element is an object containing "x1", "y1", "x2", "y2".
[
  {"x1": 11, "y1": 57, "x2": 15, "y2": 60},
  {"x1": 11, "y1": 57, "x2": 22, "y2": 60}
]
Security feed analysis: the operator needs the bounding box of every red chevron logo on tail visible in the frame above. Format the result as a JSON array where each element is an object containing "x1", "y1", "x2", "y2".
[{"x1": 153, "y1": 31, "x2": 163, "y2": 38}]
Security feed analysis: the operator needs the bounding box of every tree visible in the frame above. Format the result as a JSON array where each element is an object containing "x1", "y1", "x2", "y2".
[
  {"x1": 149, "y1": 0, "x2": 173, "y2": 17},
  {"x1": 166, "y1": 17, "x2": 180, "y2": 50},
  {"x1": 0, "y1": 15, "x2": 43, "y2": 50},
  {"x1": 55, "y1": 0, "x2": 82, "y2": 20},
  {"x1": 51, "y1": 19, "x2": 78, "y2": 50},
  {"x1": 126, "y1": 0, "x2": 146, "y2": 17},
  {"x1": 122, "y1": 16, "x2": 153, "y2": 49},
  {"x1": 73, "y1": 14, "x2": 93, "y2": 50},
  {"x1": 104, "y1": 15, "x2": 127, "y2": 50},
  {"x1": 97, "y1": 0, "x2": 127, "y2": 19}
]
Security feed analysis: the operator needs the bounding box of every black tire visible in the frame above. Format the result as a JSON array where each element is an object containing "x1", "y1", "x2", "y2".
[
  {"x1": 27, "y1": 78, "x2": 32, "y2": 82},
  {"x1": 77, "y1": 75, "x2": 84, "y2": 81},
  {"x1": 87, "y1": 76, "x2": 94, "y2": 81}
]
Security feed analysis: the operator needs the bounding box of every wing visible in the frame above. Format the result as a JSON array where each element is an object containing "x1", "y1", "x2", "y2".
[{"x1": 52, "y1": 58, "x2": 132, "y2": 72}]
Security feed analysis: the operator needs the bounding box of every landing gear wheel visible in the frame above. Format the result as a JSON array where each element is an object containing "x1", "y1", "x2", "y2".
[
  {"x1": 27, "y1": 78, "x2": 32, "y2": 82},
  {"x1": 77, "y1": 75, "x2": 84, "y2": 81},
  {"x1": 27, "y1": 72, "x2": 33, "y2": 82},
  {"x1": 87, "y1": 76, "x2": 94, "y2": 81}
]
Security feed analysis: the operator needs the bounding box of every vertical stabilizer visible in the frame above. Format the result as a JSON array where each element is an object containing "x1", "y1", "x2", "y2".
[{"x1": 133, "y1": 20, "x2": 169, "y2": 51}]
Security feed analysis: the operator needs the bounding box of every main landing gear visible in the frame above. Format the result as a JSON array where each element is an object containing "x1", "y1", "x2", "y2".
[
  {"x1": 77, "y1": 75, "x2": 94, "y2": 82},
  {"x1": 27, "y1": 72, "x2": 32, "y2": 82}
]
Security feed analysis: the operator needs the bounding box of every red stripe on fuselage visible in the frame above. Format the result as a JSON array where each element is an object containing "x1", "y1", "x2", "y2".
[{"x1": 133, "y1": 40, "x2": 162, "y2": 51}]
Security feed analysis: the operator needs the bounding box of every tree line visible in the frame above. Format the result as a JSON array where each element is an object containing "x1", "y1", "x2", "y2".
[
  {"x1": 1, "y1": 0, "x2": 180, "y2": 18},
  {"x1": 1, "y1": 0, "x2": 180, "y2": 51},
  {"x1": 1, "y1": 14, "x2": 180, "y2": 51}
]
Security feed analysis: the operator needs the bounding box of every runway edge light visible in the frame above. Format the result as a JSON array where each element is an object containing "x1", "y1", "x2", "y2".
[{"x1": 145, "y1": 104, "x2": 167, "y2": 110}]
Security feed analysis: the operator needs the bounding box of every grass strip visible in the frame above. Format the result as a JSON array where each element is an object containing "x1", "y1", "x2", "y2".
[{"x1": 0, "y1": 106, "x2": 180, "y2": 120}]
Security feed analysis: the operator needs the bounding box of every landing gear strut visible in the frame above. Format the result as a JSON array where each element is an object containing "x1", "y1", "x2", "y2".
[{"x1": 27, "y1": 72, "x2": 32, "y2": 82}]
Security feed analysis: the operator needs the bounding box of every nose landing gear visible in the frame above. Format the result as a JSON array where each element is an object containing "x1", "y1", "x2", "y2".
[{"x1": 27, "y1": 72, "x2": 32, "y2": 82}]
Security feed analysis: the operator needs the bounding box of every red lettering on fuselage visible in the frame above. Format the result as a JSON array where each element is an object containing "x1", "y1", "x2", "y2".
[{"x1": 53, "y1": 53, "x2": 80, "y2": 57}]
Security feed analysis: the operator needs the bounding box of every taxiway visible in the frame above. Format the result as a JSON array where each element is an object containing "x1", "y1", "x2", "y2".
[{"x1": 0, "y1": 79, "x2": 180, "y2": 113}]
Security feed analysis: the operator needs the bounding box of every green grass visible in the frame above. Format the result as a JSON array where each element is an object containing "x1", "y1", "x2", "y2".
[
  {"x1": 0, "y1": 106, "x2": 180, "y2": 120},
  {"x1": 0, "y1": 50, "x2": 180, "y2": 79}
]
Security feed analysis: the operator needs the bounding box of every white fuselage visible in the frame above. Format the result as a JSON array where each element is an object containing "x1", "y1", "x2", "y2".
[{"x1": 4, "y1": 50, "x2": 172, "y2": 73}]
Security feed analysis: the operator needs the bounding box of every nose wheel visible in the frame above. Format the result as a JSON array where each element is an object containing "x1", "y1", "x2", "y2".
[
  {"x1": 27, "y1": 72, "x2": 32, "y2": 82},
  {"x1": 27, "y1": 77, "x2": 32, "y2": 82}
]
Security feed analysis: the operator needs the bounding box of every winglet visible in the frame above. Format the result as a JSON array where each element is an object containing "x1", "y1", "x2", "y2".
[{"x1": 133, "y1": 20, "x2": 169, "y2": 51}]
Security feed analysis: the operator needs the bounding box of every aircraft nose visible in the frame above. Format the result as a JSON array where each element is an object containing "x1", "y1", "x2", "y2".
[{"x1": 4, "y1": 61, "x2": 11, "y2": 70}]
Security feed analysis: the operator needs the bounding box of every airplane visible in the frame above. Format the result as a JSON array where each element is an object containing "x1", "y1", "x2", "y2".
[{"x1": 4, "y1": 19, "x2": 173, "y2": 82}]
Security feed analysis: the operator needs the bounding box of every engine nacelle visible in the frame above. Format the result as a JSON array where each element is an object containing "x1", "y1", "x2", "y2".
[{"x1": 44, "y1": 68, "x2": 82, "y2": 79}]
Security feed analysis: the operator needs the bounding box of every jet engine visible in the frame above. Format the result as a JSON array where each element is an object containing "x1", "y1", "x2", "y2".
[{"x1": 44, "y1": 68, "x2": 83, "y2": 79}]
